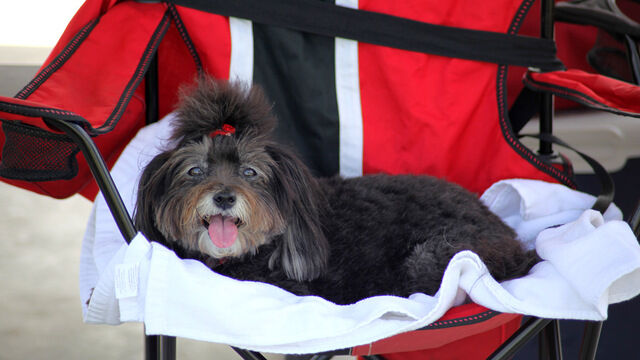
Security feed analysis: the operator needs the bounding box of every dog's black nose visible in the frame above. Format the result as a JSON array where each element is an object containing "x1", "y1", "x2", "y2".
[{"x1": 213, "y1": 191, "x2": 236, "y2": 210}]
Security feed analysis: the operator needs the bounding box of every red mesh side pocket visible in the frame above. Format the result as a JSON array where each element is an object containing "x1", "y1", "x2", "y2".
[{"x1": 0, "y1": 120, "x2": 80, "y2": 181}]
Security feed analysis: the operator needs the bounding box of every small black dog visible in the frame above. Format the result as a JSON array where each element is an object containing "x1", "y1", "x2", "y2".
[{"x1": 134, "y1": 77, "x2": 538, "y2": 305}]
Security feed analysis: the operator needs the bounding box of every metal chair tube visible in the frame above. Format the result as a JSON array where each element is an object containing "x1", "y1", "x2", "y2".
[
  {"x1": 146, "y1": 334, "x2": 177, "y2": 360},
  {"x1": 43, "y1": 118, "x2": 137, "y2": 242},
  {"x1": 488, "y1": 318, "x2": 552, "y2": 360},
  {"x1": 233, "y1": 347, "x2": 268, "y2": 360},
  {"x1": 539, "y1": 319, "x2": 563, "y2": 360}
]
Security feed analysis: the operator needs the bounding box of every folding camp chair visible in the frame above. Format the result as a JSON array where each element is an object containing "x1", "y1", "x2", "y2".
[{"x1": 1, "y1": 0, "x2": 640, "y2": 359}]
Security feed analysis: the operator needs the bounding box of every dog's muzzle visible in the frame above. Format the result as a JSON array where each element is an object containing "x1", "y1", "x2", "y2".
[
  {"x1": 213, "y1": 191, "x2": 236, "y2": 210},
  {"x1": 201, "y1": 190, "x2": 245, "y2": 249}
]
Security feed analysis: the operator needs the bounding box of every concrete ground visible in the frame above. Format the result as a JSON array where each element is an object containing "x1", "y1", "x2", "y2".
[{"x1": 0, "y1": 181, "x2": 273, "y2": 360}]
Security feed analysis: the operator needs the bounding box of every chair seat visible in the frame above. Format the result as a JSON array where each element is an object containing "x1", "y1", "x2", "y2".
[{"x1": 351, "y1": 304, "x2": 521, "y2": 356}]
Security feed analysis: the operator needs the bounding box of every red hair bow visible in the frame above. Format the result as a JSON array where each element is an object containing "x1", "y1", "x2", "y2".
[{"x1": 209, "y1": 124, "x2": 236, "y2": 138}]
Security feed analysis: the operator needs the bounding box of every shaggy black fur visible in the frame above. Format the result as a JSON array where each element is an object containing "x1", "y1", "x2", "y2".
[{"x1": 134, "y1": 76, "x2": 539, "y2": 305}]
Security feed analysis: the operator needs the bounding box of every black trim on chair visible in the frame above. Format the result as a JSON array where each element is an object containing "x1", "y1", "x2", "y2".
[
  {"x1": 98, "y1": 11, "x2": 171, "y2": 134},
  {"x1": 420, "y1": 310, "x2": 501, "y2": 330},
  {"x1": 523, "y1": 71, "x2": 640, "y2": 118},
  {"x1": 167, "y1": 3, "x2": 204, "y2": 73},
  {"x1": 168, "y1": 0, "x2": 565, "y2": 70},
  {"x1": 0, "y1": 101, "x2": 85, "y2": 123},
  {"x1": 496, "y1": 16, "x2": 577, "y2": 188},
  {"x1": 498, "y1": 0, "x2": 577, "y2": 187}
]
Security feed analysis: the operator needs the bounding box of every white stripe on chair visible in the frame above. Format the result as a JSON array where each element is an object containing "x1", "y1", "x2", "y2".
[
  {"x1": 335, "y1": 0, "x2": 363, "y2": 178},
  {"x1": 229, "y1": 17, "x2": 254, "y2": 85}
]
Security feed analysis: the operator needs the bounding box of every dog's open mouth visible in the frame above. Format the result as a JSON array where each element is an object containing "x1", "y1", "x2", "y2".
[{"x1": 202, "y1": 215, "x2": 243, "y2": 248}]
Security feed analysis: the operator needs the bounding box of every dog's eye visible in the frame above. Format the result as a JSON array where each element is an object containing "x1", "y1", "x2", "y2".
[
  {"x1": 242, "y1": 167, "x2": 257, "y2": 178},
  {"x1": 188, "y1": 167, "x2": 204, "y2": 177}
]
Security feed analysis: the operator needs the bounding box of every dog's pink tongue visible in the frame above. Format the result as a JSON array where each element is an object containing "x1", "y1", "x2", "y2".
[{"x1": 208, "y1": 215, "x2": 238, "y2": 248}]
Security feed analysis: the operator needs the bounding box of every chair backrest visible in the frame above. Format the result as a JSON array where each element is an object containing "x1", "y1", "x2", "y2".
[
  {"x1": 0, "y1": 0, "x2": 577, "y2": 200},
  {"x1": 154, "y1": 0, "x2": 573, "y2": 195}
]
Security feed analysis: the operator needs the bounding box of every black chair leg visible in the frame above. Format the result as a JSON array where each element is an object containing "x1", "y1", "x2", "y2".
[
  {"x1": 578, "y1": 321, "x2": 602, "y2": 360},
  {"x1": 539, "y1": 320, "x2": 563, "y2": 360},
  {"x1": 309, "y1": 355, "x2": 333, "y2": 360},
  {"x1": 233, "y1": 347, "x2": 268, "y2": 360},
  {"x1": 142, "y1": 50, "x2": 171, "y2": 360},
  {"x1": 145, "y1": 334, "x2": 177, "y2": 360},
  {"x1": 488, "y1": 318, "x2": 551, "y2": 360}
]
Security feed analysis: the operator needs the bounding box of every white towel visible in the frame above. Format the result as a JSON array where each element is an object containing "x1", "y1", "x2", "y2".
[{"x1": 79, "y1": 113, "x2": 640, "y2": 354}]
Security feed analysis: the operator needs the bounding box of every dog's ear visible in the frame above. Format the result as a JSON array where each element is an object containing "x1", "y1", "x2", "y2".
[
  {"x1": 133, "y1": 151, "x2": 173, "y2": 243},
  {"x1": 266, "y1": 144, "x2": 329, "y2": 282}
]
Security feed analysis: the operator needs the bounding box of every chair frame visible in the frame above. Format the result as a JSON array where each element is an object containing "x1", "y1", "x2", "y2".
[{"x1": 42, "y1": 0, "x2": 622, "y2": 359}]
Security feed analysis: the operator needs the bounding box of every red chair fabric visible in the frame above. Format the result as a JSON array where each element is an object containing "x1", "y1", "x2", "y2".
[
  {"x1": 0, "y1": 0, "x2": 571, "y2": 200},
  {"x1": 525, "y1": 69, "x2": 640, "y2": 117},
  {"x1": 353, "y1": 304, "x2": 522, "y2": 358}
]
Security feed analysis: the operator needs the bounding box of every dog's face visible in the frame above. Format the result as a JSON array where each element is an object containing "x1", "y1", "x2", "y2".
[
  {"x1": 150, "y1": 133, "x2": 286, "y2": 259},
  {"x1": 135, "y1": 77, "x2": 329, "y2": 281}
]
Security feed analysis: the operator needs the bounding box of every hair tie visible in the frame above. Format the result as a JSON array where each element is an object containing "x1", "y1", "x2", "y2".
[{"x1": 209, "y1": 124, "x2": 236, "y2": 138}]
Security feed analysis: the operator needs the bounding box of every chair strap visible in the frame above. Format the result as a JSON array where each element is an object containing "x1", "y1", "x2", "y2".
[
  {"x1": 168, "y1": 0, "x2": 565, "y2": 70},
  {"x1": 509, "y1": 87, "x2": 541, "y2": 134},
  {"x1": 520, "y1": 133, "x2": 615, "y2": 213}
]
